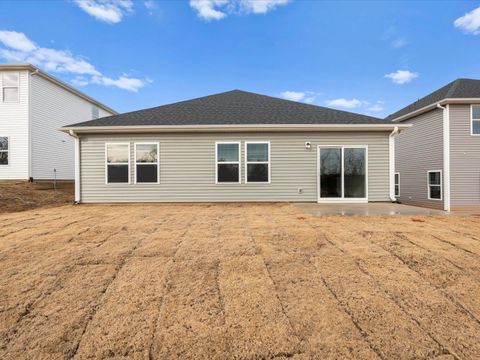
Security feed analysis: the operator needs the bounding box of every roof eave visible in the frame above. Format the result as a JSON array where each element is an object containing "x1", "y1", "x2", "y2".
[
  {"x1": 391, "y1": 98, "x2": 480, "y2": 122},
  {"x1": 61, "y1": 123, "x2": 411, "y2": 135},
  {"x1": 0, "y1": 63, "x2": 117, "y2": 115}
]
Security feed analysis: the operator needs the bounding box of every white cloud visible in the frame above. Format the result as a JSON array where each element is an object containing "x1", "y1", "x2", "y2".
[
  {"x1": 190, "y1": 0, "x2": 289, "y2": 20},
  {"x1": 0, "y1": 31, "x2": 36, "y2": 52},
  {"x1": 280, "y1": 91, "x2": 306, "y2": 102},
  {"x1": 326, "y1": 98, "x2": 366, "y2": 109},
  {"x1": 385, "y1": 70, "x2": 419, "y2": 85},
  {"x1": 189, "y1": 0, "x2": 228, "y2": 20},
  {"x1": 391, "y1": 37, "x2": 407, "y2": 49},
  {"x1": 74, "y1": 0, "x2": 133, "y2": 24},
  {"x1": 366, "y1": 103, "x2": 384, "y2": 113},
  {"x1": 280, "y1": 90, "x2": 319, "y2": 104},
  {"x1": 92, "y1": 75, "x2": 150, "y2": 92},
  {"x1": 144, "y1": 0, "x2": 156, "y2": 10},
  {"x1": 240, "y1": 0, "x2": 289, "y2": 14},
  {"x1": 454, "y1": 7, "x2": 480, "y2": 35},
  {"x1": 0, "y1": 30, "x2": 149, "y2": 92}
]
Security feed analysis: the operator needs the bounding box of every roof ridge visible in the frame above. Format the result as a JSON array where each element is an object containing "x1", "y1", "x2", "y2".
[{"x1": 445, "y1": 79, "x2": 461, "y2": 98}]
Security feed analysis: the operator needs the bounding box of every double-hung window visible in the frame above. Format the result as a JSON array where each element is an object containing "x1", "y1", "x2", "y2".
[
  {"x1": 427, "y1": 170, "x2": 442, "y2": 200},
  {"x1": 2, "y1": 73, "x2": 19, "y2": 103},
  {"x1": 245, "y1": 142, "x2": 270, "y2": 183},
  {"x1": 216, "y1": 142, "x2": 240, "y2": 183},
  {"x1": 472, "y1": 105, "x2": 480, "y2": 135},
  {"x1": 0, "y1": 137, "x2": 8, "y2": 165},
  {"x1": 135, "y1": 143, "x2": 159, "y2": 183},
  {"x1": 106, "y1": 143, "x2": 130, "y2": 183},
  {"x1": 394, "y1": 172, "x2": 400, "y2": 197}
]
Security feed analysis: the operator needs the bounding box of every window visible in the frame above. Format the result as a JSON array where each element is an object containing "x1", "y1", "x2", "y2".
[
  {"x1": 135, "y1": 143, "x2": 159, "y2": 183},
  {"x1": 245, "y1": 142, "x2": 270, "y2": 183},
  {"x1": 2, "y1": 73, "x2": 19, "y2": 103},
  {"x1": 472, "y1": 105, "x2": 480, "y2": 135},
  {"x1": 427, "y1": 170, "x2": 442, "y2": 200},
  {"x1": 216, "y1": 142, "x2": 240, "y2": 183},
  {"x1": 0, "y1": 137, "x2": 8, "y2": 165},
  {"x1": 106, "y1": 143, "x2": 130, "y2": 183},
  {"x1": 395, "y1": 172, "x2": 400, "y2": 197},
  {"x1": 92, "y1": 106, "x2": 99, "y2": 119}
]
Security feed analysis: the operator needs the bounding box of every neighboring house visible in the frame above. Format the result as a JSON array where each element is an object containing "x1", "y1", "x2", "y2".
[
  {"x1": 61, "y1": 90, "x2": 409, "y2": 204},
  {"x1": 387, "y1": 78, "x2": 480, "y2": 211},
  {"x1": 0, "y1": 64, "x2": 116, "y2": 181}
]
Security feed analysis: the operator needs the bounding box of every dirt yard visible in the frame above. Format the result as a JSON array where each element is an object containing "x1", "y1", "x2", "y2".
[
  {"x1": 1, "y1": 203, "x2": 480, "y2": 359},
  {"x1": 0, "y1": 181, "x2": 73, "y2": 214}
]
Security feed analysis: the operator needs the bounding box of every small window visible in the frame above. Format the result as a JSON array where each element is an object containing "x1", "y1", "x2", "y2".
[
  {"x1": 92, "y1": 106, "x2": 99, "y2": 119},
  {"x1": 106, "y1": 143, "x2": 130, "y2": 183},
  {"x1": 427, "y1": 170, "x2": 442, "y2": 200},
  {"x1": 245, "y1": 142, "x2": 270, "y2": 183},
  {"x1": 472, "y1": 105, "x2": 480, "y2": 135},
  {"x1": 0, "y1": 137, "x2": 8, "y2": 165},
  {"x1": 2, "y1": 73, "x2": 19, "y2": 103},
  {"x1": 394, "y1": 172, "x2": 400, "y2": 197},
  {"x1": 216, "y1": 142, "x2": 240, "y2": 183},
  {"x1": 135, "y1": 143, "x2": 159, "y2": 183}
]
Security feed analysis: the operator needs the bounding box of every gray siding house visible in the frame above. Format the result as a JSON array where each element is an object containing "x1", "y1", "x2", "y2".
[
  {"x1": 62, "y1": 90, "x2": 408, "y2": 204},
  {"x1": 388, "y1": 79, "x2": 480, "y2": 211}
]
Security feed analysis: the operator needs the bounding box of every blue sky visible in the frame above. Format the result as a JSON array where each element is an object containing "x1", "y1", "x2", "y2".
[{"x1": 0, "y1": 1, "x2": 479, "y2": 118}]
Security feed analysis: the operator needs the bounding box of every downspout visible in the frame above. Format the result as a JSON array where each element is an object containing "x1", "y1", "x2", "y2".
[
  {"x1": 389, "y1": 126, "x2": 399, "y2": 202},
  {"x1": 69, "y1": 130, "x2": 81, "y2": 204},
  {"x1": 437, "y1": 103, "x2": 450, "y2": 211}
]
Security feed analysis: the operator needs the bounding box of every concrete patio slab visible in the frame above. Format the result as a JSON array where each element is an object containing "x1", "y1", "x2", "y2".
[{"x1": 296, "y1": 202, "x2": 449, "y2": 216}]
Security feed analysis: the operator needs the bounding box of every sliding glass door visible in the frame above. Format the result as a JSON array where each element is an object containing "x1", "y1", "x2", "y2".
[{"x1": 319, "y1": 146, "x2": 367, "y2": 201}]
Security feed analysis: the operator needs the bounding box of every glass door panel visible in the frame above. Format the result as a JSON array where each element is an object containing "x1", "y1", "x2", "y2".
[
  {"x1": 344, "y1": 148, "x2": 366, "y2": 198},
  {"x1": 320, "y1": 148, "x2": 342, "y2": 198}
]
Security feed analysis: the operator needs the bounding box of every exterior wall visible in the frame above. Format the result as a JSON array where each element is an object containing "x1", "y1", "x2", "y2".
[
  {"x1": 30, "y1": 75, "x2": 114, "y2": 180},
  {"x1": 395, "y1": 108, "x2": 444, "y2": 209},
  {"x1": 0, "y1": 70, "x2": 30, "y2": 180},
  {"x1": 79, "y1": 131, "x2": 391, "y2": 203},
  {"x1": 449, "y1": 104, "x2": 480, "y2": 208}
]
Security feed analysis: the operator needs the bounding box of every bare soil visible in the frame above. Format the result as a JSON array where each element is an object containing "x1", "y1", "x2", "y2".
[
  {"x1": 1, "y1": 203, "x2": 480, "y2": 359},
  {"x1": 0, "y1": 181, "x2": 73, "y2": 214}
]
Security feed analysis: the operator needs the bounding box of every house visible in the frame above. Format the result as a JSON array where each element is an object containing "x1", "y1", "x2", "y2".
[
  {"x1": 387, "y1": 78, "x2": 480, "y2": 211},
  {"x1": 61, "y1": 90, "x2": 409, "y2": 204},
  {"x1": 0, "y1": 64, "x2": 116, "y2": 181}
]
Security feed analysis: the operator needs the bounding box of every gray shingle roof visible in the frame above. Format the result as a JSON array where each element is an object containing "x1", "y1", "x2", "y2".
[
  {"x1": 385, "y1": 78, "x2": 480, "y2": 121},
  {"x1": 66, "y1": 90, "x2": 385, "y2": 127}
]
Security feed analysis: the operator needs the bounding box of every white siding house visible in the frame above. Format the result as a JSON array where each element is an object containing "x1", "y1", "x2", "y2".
[{"x1": 0, "y1": 64, "x2": 116, "y2": 181}]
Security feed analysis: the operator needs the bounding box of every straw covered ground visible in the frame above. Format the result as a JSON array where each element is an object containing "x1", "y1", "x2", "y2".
[{"x1": 1, "y1": 203, "x2": 480, "y2": 359}]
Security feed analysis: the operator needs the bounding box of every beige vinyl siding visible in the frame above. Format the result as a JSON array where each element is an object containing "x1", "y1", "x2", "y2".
[
  {"x1": 30, "y1": 75, "x2": 115, "y2": 180},
  {"x1": 0, "y1": 70, "x2": 30, "y2": 180},
  {"x1": 395, "y1": 108, "x2": 444, "y2": 209},
  {"x1": 449, "y1": 104, "x2": 480, "y2": 207},
  {"x1": 79, "y1": 131, "x2": 390, "y2": 203}
]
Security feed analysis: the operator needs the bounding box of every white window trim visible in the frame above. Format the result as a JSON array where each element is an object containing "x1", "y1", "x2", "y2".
[
  {"x1": 317, "y1": 145, "x2": 369, "y2": 203},
  {"x1": 105, "y1": 142, "x2": 131, "y2": 185},
  {"x1": 134, "y1": 142, "x2": 160, "y2": 184},
  {"x1": 245, "y1": 141, "x2": 271, "y2": 184},
  {"x1": 394, "y1": 172, "x2": 400, "y2": 197},
  {"x1": 0, "y1": 136, "x2": 9, "y2": 166},
  {"x1": 470, "y1": 104, "x2": 480, "y2": 136},
  {"x1": 2, "y1": 72, "x2": 20, "y2": 103},
  {"x1": 215, "y1": 141, "x2": 241, "y2": 184},
  {"x1": 427, "y1": 170, "x2": 442, "y2": 201}
]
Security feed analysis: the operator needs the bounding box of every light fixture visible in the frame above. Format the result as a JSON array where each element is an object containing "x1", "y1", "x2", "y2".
[{"x1": 305, "y1": 141, "x2": 311, "y2": 149}]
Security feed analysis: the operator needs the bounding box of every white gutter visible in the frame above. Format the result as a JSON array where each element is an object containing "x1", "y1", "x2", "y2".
[
  {"x1": 69, "y1": 130, "x2": 81, "y2": 204},
  {"x1": 437, "y1": 103, "x2": 450, "y2": 211},
  {"x1": 61, "y1": 123, "x2": 411, "y2": 134},
  {"x1": 389, "y1": 126, "x2": 399, "y2": 202}
]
